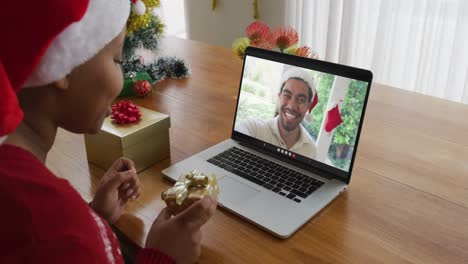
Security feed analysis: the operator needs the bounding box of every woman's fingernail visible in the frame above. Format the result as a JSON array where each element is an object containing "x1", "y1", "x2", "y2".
[{"x1": 131, "y1": 194, "x2": 137, "y2": 200}]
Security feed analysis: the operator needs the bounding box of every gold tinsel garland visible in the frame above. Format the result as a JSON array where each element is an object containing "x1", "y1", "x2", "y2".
[
  {"x1": 127, "y1": 0, "x2": 161, "y2": 34},
  {"x1": 141, "y1": 0, "x2": 160, "y2": 8},
  {"x1": 211, "y1": 0, "x2": 259, "y2": 19}
]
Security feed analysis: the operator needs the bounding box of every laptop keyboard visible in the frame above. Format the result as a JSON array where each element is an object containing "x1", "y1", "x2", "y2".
[{"x1": 207, "y1": 147, "x2": 324, "y2": 203}]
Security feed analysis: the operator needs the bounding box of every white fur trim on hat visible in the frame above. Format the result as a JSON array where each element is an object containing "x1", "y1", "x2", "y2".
[
  {"x1": 280, "y1": 68, "x2": 316, "y2": 99},
  {"x1": 24, "y1": 0, "x2": 130, "y2": 87}
]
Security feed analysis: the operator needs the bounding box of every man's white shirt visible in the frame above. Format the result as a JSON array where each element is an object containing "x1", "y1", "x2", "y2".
[{"x1": 236, "y1": 116, "x2": 317, "y2": 159}]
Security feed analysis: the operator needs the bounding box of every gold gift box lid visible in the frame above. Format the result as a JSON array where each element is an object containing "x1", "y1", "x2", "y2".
[{"x1": 101, "y1": 107, "x2": 170, "y2": 148}]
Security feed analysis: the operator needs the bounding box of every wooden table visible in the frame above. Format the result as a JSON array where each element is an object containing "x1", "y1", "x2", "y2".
[{"x1": 47, "y1": 37, "x2": 468, "y2": 264}]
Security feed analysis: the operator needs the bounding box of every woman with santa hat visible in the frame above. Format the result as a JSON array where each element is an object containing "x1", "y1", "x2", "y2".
[{"x1": 0, "y1": 1, "x2": 216, "y2": 263}]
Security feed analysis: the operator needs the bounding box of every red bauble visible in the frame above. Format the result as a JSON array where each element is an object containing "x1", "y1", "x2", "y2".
[
  {"x1": 134, "y1": 80, "x2": 151, "y2": 97},
  {"x1": 111, "y1": 100, "x2": 142, "y2": 124}
]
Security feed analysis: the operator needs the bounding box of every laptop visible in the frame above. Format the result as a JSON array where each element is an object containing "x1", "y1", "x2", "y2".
[{"x1": 162, "y1": 46, "x2": 373, "y2": 238}]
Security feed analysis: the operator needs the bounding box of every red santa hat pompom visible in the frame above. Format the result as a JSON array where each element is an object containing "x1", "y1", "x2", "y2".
[
  {"x1": 280, "y1": 68, "x2": 318, "y2": 123},
  {"x1": 0, "y1": 0, "x2": 130, "y2": 142}
]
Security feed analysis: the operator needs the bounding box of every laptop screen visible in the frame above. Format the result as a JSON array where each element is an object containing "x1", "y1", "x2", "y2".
[{"x1": 233, "y1": 48, "x2": 371, "y2": 180}]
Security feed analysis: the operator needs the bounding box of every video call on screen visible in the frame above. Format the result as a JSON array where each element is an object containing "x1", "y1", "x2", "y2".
[{"x1": 234, "y1": 56, "x2": 369, "y2": 173}]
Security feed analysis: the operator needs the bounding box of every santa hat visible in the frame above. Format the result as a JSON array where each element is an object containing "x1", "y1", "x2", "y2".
[
  {"x1": 0, "y1": 0, "x2": 130, "y2": 141},
  {"x1": 280, "y1": 68, "x2": 318, "y2": 123}
]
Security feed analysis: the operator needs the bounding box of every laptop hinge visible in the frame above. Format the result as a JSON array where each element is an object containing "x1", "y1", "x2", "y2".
[{"x1": 237, "y1": 140, "x2": 342, "y2": 182}]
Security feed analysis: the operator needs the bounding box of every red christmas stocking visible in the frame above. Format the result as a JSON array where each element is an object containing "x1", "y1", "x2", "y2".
[{"x1": 325, "y1": 105, "x2": 343, "y2": 132}]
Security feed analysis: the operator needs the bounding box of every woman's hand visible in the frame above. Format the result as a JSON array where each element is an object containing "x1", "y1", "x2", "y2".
[
  {"x1": 145, "y1": 197, "x2": 217, "y2": 264},
  {"x1": 90, "y1": 157, "x2": 141, "y2": 224}
]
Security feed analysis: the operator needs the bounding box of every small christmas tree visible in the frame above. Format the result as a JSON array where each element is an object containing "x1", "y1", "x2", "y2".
[{"x1": 122, "y1": 0, "x2": 190, "y2": 89}]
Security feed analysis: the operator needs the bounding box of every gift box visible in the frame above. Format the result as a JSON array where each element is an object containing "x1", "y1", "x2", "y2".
[
  {"x1": 119, "y1": 71, "x2": 152, "y2": 97},
  {"x1": 162, "y1": 170, "x2": 219, "y2": 215},
  {"x1": 84, "y1": 106, "x2": 170, "y2": 172}
]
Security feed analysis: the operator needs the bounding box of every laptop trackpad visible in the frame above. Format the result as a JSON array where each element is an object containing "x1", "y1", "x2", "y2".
[{"x1": 218, "y1": 177, "x2": 260, "y2": 205}]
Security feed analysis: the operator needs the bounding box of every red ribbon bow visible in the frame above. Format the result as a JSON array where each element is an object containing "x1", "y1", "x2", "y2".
[{"x1": 111, "y1": 100, "x2": 142, "y2": 124}]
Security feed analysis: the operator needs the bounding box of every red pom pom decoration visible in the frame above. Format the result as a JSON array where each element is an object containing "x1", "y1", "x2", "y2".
[
  {"x1": 111, "y1": 100, "x2": 142, "y2": 124},
  {"x1": 134, "y1": 80, "x2": 151, "y2": 97}
]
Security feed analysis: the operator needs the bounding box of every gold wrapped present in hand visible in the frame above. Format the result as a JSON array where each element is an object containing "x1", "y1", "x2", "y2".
[{"x1": 162, "y1": 170, "x2": 219, "y2": 215}]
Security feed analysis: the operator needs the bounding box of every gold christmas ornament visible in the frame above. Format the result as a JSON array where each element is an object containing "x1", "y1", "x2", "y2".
[
  {"x1": 212, "y1": 0, "x2": 217, "y2": 11},
  {"x1": 211, "y1": 0, "x2": 259, "y2": 19},
  {"x1": 253, "y1": 0, "x2": 259, "y2": 19}
]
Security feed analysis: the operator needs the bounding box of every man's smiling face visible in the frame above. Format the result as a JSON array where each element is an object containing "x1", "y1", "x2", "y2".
[{"x1": 278, "y1": 78, "x2": 311, "y2": 132}]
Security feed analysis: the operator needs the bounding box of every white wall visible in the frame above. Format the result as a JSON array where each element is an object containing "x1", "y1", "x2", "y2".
[
  {"x1": 184, "y1": 0, "x2": 286, "y2": 47},
  {"x1": 159, "y1": 0, "x2": 187, "y2": 38}
]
